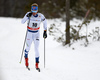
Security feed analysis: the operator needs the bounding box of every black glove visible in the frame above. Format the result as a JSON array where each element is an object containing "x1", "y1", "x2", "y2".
[
  {"x1": 43, "y1": 31, "x2": 47, "y2": 38},
  {"x1": 26, "y1": 12, "x2": 32, "y2": 17}
]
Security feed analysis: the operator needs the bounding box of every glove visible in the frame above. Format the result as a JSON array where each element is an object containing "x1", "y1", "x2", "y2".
[
  {"x1": 43, "y1": 30, "x2": 47, "y2": 38},
  {"x1": 26, "y1": 12, "x2": 32, "y2": 17}
]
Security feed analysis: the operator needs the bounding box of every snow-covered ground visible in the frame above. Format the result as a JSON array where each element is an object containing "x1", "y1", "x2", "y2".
[{"x1": 0, "y1": 17, "x2": 100, "y2": 80}]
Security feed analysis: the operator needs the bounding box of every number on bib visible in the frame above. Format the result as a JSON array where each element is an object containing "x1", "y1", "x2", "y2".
[{"x1": 33, "y1": 23, "x2": 37, "y2": 27}]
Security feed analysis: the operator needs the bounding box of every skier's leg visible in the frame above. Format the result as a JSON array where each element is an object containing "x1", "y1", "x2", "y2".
[
  {"x1": 34, "y1": 38, "x2": 39, "y2": 58},
  {"x1": 24, "y1": 32, "x2": 33, "y2": 67},
  {"x1": 34, "y1": 32, "x2": 40, "y2": 69}
]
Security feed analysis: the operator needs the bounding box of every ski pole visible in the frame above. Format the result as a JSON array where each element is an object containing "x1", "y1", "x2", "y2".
[
  {"x1": 44, "y1": 38, "x2": 45, "y2": 68},
  {"x1": 19, "y1": 29, "x2": 28, "y2": 63},
  {"x1": 19, "y1": 17, "x2": 30, "y2": 64}
]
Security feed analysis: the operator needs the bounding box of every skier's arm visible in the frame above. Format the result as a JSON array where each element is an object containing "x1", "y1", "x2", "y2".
[
  {"x1": 43, "y1": 19, "x2": 47, "y2": 31},
  {"x1": 41, "y1": 14, "x2": 47, "y2": 31},
  {"x1": 21, "y1": 12, "x2": 32, "y2": 24},
  {"x1": 21, "y1": 14, "x2": 28, "y2": 24},
  {"x1": 41, "y1": 14, "x2": 47, "y2": 38}
]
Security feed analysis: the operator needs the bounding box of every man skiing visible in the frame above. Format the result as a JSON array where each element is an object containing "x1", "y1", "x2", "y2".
[{"x1": 21, "y1": 3, "x2": 47, "y2": 71}]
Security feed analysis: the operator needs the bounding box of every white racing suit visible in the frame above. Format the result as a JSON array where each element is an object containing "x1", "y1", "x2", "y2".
[{"x1": 21, "y1": 12, "x2": 47, "y2": 63}]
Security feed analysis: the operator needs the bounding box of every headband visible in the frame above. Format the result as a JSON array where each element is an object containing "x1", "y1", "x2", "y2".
[{"x1": 31, "y1": 6, "x2": 38, "y2": 11}]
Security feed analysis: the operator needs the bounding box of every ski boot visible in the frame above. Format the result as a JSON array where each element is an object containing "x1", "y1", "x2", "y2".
[
  {"x1": 35, "y1": 57, "x2": 40, "y2": 72},
  {"x1": 25, "y1": 57, "x2": 30, "y2": 70},
  {"x1": 24, "y1": 50, "x2": 30, "y2": 70},
  {"x1": 35, "y1": 62, "x2": 40, "y2": 72}
]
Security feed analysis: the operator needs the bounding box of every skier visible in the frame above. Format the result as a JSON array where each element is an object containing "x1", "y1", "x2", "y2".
[{"x1": 21, "y1": 3, "x2": 47, "y2": 71}]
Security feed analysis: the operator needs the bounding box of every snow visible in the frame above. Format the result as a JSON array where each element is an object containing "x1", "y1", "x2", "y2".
[{"x1": 0, "y1": 17, "x2": 100, "y2": 80}]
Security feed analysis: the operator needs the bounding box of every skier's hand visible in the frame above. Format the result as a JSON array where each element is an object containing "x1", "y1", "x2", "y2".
[
  {"x1": 26, "y1": 12, "x2": 32, "y2": 17},
  {"x1": 43, "y1": 30, "x2": 47, "y2": 38}
]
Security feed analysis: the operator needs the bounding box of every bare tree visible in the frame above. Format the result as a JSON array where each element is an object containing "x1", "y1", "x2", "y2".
[{"x1": 65, "y1": 0, "x2": 70, "y2": 44}]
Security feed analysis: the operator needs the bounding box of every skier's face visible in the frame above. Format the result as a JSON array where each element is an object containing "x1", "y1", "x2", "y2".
[{"x1": 31, "y1": 6, "x2": 38, "y2": 16}]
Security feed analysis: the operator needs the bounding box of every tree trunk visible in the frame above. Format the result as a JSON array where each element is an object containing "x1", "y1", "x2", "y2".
[{"x1": 65, "y1": 0, "x2": 70, "y2": 45}]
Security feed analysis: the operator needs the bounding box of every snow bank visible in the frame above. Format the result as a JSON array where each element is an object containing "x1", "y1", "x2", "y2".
[{"x1": 0, "y1": 17, "x2": 100, "y2": 80}]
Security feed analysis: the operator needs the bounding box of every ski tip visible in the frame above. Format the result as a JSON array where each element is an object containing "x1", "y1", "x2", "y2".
[
  {"x1": 26, "y1": 67, "x2": 30, "y2": 71},
  {"x1": 38, "y1": 69, "x2": 40, "y2": 72},
  {"x1": 36, "y1": 68, "x2": 40, "y2": 72},
  {"x1": 28, "y1": 68, "x2": 30, "y2": 71}
]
